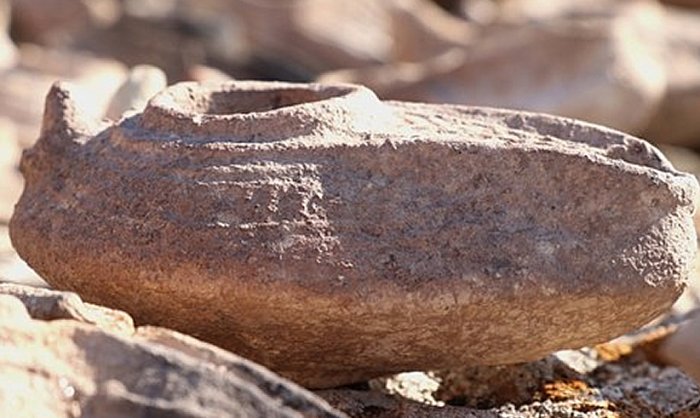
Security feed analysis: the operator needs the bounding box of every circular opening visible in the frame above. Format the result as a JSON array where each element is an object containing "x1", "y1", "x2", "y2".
[
  {"x1": 138, "y1": 81, "x2": 377, "y2": 140},
  {"x1": 177, "y1": 85, "x2": 351, "y2": 116}
]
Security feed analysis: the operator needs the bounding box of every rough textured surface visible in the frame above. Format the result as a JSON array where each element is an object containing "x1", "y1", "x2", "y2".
[
  {"x1": 319, "y1": 320, "x2": 700, "y2": 417},
  {"x1": 658, "y1": 145, "x2": 700, "y2": 314},
  {"x1": 11, "y1": 80, "x2": 699, "y2": 388},
  {"x1": 0, "y1": 283, "x2": 345, "y2": 418},
  {"x1": 320, "y1": 0, "x2": 666, "y2": 134},
  {"x1": 0, "y1": 283, "x2": 133, "y2": 334}
]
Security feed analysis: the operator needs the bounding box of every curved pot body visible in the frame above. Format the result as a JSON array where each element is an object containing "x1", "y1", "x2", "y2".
[{"x1": 10, "y1": 80, "x2": 699, "y2": 388}]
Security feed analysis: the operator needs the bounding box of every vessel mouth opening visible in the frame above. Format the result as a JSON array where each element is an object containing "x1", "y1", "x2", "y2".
[
  {"x1": 139, "y1": 81, "x2": 377, "y2": 138},
  {"x1": 185, "y1": 86, "x2": 349, "y2": 116}
]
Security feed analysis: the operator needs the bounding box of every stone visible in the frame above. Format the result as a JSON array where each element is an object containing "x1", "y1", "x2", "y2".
[
  {"x1": 457, "y1": 0, "x2": 499, "y2": 25},
  {"x1": 644, "y1": 7, "x2": 700, "y2": 147},
  {"x1": 0, "y1": 283, "x2": 134, "y2": 334},
  {"x1": 320, "y1": 323, "x2": 700, "y2": 416},
  {"x1": 0, "y1": 44, "x2": 126, "y2": 147},
  {"x1": 185, "y1": 64, "x2": 233, "y2": 83},
  {"x1": 73, "y1": 2, "x2": 247, "y2": 82},
  {"x1": 320, "y1": 0, "x2": 666, "y2": 134},
  {"x1": 659, "y1": 315, "x2": 700, "y2": 383},
  {"x1": 105, "y1": 64, "x2": 167, "y2": 120},
  {"x1": 656, "y1": 145, "x2": 700, "y2": 315},
  {"x1": 10, "y1": 0, "x2": 120, "y2": 44},
  {"x1": 10, "y1": 80, "x2": 698, "y2": 388},
  {"x1": 389, "y1": 0, "x2": 476, "y2": 62},
  {"x1": 317, "y1": 389, "x2": 490, "y2": 417},
  {"x1": 0, "y1": 284, "x2": 345, "y2": 417},
  {"x1": 190, "y1": 0, "x2": 394, "y2": 73}
]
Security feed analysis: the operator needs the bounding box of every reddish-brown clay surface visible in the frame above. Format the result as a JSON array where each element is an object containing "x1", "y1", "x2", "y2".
[{"x1": 10, "y1": 80, "x2": 699, "y2": 388}]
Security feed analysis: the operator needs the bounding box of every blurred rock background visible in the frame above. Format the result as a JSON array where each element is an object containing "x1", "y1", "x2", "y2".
[{"x1": 0, "y1": 0, "x2": 699, "y2": 416}]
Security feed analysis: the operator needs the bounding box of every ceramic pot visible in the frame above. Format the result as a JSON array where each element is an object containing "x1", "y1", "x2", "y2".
[{"x1": 11, "y1": 80, "x2": 698, "y2": 388}]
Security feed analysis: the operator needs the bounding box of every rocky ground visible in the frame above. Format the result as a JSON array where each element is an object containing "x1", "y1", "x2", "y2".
[{"x1": 1, "y1": 283, "x2": 698, "y2": 417}]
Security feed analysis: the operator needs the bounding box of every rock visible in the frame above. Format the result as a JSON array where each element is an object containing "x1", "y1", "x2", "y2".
[
  {"x1": 659, "y1": 314, "x2": 700, "y2": 383},
  {"x1": 389, "y1": 0, "x2": 476, "y2": 62},
  {"x1": 0, "y1": 283, "x2": 134, "y2": 334},
  {"x1": 644, "y1": 7, "x2": 700, "y2": 147},
  {"x1": 190, "y1": 0, "x2": 393, "y2": 74},
  {"x1": 0, "y1": 284, "x2": 345, "y2": 417},
  {"x1": 11, "y1": 80, "x2": 698, "y2": 388},
  {"x1": 457, "y1": 0, "x2": 499, "y2": 25},
  {"x1": 105, "y1": 64, "x2": 167, "y2": 120},
  {"x1": 655, "y1": 145, "x2": 700, "y2": 314},
  {"x1": 185, "y1": 64, "x2": 233, "y2": 83},
  {"x1": 320, "y1": 0, "x2": 666, "y2": 134},
  {"x1": 10, "y1": 0, "x2": 120, "y2": 44},
  {"x1": 73, "y1": 2, "x2": 248, "y2": 82},
  {"x1": 0, "y1": 44, "x2": 126, "y2": 147},
  {"x1": 433, "y1": 356, "x2": 582, "y2": 409},
  {"x1": 317, "y1": 389, "x2": 490, "y2": 417},
  {"x1": 134, "y1": 325, "x2": 349, "y2": 416},
  {"x1": 320, "y1": 324, "x2": 700, "y2": 416}
]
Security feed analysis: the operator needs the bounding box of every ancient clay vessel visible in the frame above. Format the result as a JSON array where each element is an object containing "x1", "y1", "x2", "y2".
[{"x1": 11, "y1": 80, "x2": 699, "y2": 388}]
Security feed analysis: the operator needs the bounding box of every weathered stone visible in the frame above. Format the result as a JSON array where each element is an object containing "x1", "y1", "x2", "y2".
[
  {"x1": 389, "y1": 0, "x2": 476, "y2": 62},
  {"x1": 0, "y1": 284, "x2": 345, "y2": 417},
  {"x1": 321, "y1": 324, "x2": 700, "y2": 417},
  {"x1": 10, "y1": 0, "x2": 120, "y2": 44},
  {"x1": 190, "y1": 0, "x2": 393, "y2": 73},
  {"x1": 0, "y1": 283, "x2": 134, "y2": 334},
  {"x1": 457, "y1": 0, "x2": 499, "y2": 25},
  {"x1": 73, "y1": 2, "x2": 247, "y2": 83},
  {"x1": 0, "y1": 44, "x2": 126, "y2": 147},
  {"x1": 656, "y1": 145, "x2": 700, "y2": 314},
  {"x1": 659, "y1": 315, "x2": 700, "y2": 383},
  {"x1": 105, "y1": 64, "x2": 167, "y2": 120},
  {"x1": 320, "y1": 0, "x2": 666, "y2": 134},
  {"x1": 11, "y1": 80, "x2": 698, "y2": 388},
  {"x1": 185, "y1": 64, "x2": 233, "y2": 83},
  {"x1": 317, "y1": 389, "x2": 490, "y2": 418},
  {"x1": 644, "y1": 7, "x2": 700, "y2": 147}
]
